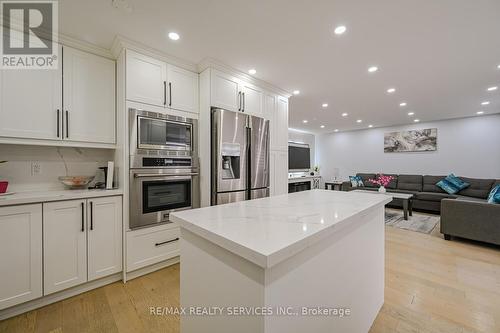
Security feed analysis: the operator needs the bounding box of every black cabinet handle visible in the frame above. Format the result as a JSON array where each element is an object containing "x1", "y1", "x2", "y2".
[
  {"x1": 81, "y1": 202, "x2": 85, "y2": 232},
  {"x1": 155, "y1": 237, "x2": 179, "y2": 247},
  {"x1": 65, "y1": 110, "x2": 69, "y2": 138},
  {"x1": 90, "y1": 201, "x2": 94, "y2": 231},
  {"x1": 242, "y1": 92, "x2": 245, "y2": 112},
  {"x1": 168, "y1": 82, "x2": 172, "y2": 106},
  {"x1": 238, "y1": 92, "x2": 241, "y2": 111},
  {"x1": 56, "y1": 109, "x2": 60, "y2": 137},
  {"x1": 163, "y1": 81, "x2": 167, "y2": 105}
]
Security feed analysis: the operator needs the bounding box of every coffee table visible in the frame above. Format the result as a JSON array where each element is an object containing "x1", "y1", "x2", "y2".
[{"x1": 352, "y1": 189, "x2": 414, "y2": 220}]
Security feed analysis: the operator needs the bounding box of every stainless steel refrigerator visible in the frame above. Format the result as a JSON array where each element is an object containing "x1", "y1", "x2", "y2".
[{"x1": 211, "y1": 108, "x2": 270, "y2": 205}]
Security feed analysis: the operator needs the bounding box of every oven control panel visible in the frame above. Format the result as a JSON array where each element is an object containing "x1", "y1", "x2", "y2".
[{"x1": 142, "y1": 157, "x2": 192, "y2": 167}]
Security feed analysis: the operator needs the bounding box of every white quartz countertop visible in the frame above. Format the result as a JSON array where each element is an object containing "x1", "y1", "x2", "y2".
[
  {"x1": 170, "y1": 189, "x2": 392, "y2": 268},
  {"x1": 0, "y1": 188, "x2": 123, "y2": 207}
]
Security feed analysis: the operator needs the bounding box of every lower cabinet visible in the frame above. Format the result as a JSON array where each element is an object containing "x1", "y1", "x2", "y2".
[
  {"x1": 44, "y1": 196, "x2": 122, "y2": 295},
  {"x1": 127, "y1": 224, "x2": 180, "y2": 272},
  {"x1": 0, "y1": 204, "x2": 43, "y2": 310}
]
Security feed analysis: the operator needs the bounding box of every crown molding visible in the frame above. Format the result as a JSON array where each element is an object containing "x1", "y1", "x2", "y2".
[
  {"x1": 198, "y1": 57, "x2": 292, "y2": 98},
  {"x1": 58, "y1": 33, "x2": 114, "y2": 59},
  {"x1": 111, "y1": 35, "x2": 198, "y2": 72}
]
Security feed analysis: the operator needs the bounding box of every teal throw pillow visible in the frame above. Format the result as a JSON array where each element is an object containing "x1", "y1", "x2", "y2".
[
  {"x1": 349, "y1": 176, "x2": 364, "y2": 187},
  {"x1": 487, "y1": 185, "x2": 500, "y2": 204},
  {"x1": 436, "y1": 174, "x2": 470, "y2": 194}
]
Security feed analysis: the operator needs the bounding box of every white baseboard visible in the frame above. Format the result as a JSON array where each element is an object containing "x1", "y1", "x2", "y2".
[{"x1": 125, "y1": 256, "x2": 179, "y2": 281}]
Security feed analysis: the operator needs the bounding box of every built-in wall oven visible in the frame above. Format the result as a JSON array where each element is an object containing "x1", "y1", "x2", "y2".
[{"x1": 129, "y1": 109, "x2": 199, "y2": 230}]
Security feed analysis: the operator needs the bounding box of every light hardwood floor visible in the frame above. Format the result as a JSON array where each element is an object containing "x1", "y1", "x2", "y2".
[{"x1": 1, "y1": 224, "x2": 500, "y2": 333}]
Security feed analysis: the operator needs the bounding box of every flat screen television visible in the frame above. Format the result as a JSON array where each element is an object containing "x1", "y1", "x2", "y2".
[{"x1": 288, "y1": 145, "x2": 310, "y2": 171}]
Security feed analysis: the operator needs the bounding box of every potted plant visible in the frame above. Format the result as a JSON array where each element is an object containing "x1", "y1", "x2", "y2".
[
  {"x1": 368, "y1": 174, "x2": 395, "y2": 193},
  {"x1": 312, "y1": 165, "x2": 320, "y2": 176},
  {"x1": 0, "y1": 161, "x2": 7, "y2": 194}
]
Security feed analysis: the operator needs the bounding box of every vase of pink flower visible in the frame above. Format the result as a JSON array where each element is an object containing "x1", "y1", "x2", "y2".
[{"x1": 368, "y1": 174, "x2": 395, "y2": 193}]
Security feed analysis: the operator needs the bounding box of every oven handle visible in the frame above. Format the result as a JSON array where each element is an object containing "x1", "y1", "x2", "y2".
[{"x1": 134, "y1": 173, "x2": 199, "y2": 178}]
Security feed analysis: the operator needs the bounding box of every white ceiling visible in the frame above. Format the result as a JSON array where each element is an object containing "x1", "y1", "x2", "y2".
[{"x1": 59, "y1": 0, "x2": 500, "y2": 133}]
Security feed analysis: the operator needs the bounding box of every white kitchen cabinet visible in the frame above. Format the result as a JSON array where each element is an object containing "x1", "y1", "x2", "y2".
[
  {"x1": 270, "y1": 150, "x2": 288, "y2": 196},
  {"x1": 273, "y1": 96, "x2": 289, "y2": 151},
  {"x1": 0, "y1": 45, "x2": 62, "y2": 141},
  {"x1": 127, "y1": 224, "x2": 180, "y2": 272},
  {"x1": 126, "y1": 50, "x2": 199, "y2": 114},
  {"x1": 210, "y1": 70, "x2": 240, "y2": 112},
  {"x1": 0, "y1": 204, "x2": 42, "y2": 310},
  {"x1": 241, "y1": 83, "x2": 263, "y2": 116},
  {"x1": 43, "y1": 199, "x2": 87, "y2": 295},
  {"x1": 263, "y1": 93, "x2": 275, "y2": 121},
  {"x1": 43, "y1": 196, "x2": 123, "y2": 294},
  {"x1": 167, "y1": 64, "x2": 199, "y2": 113},
  {"x1": 87, "y1": 196, "x2": 122, "y2": 281},
  {"x1": 126, "y1": 50, "x2": 167, "y2": 107},
  {"x1": 63, "y1": 46, "x2": 116, "y2": 144}
]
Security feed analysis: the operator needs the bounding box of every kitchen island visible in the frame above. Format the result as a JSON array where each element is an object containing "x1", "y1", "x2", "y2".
[{"x1": 170, "y1": 189, "x2": 392, "y2": 333}]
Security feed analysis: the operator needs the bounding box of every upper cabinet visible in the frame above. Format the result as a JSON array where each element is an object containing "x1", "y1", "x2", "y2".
[
  {"x1": 0, "y1": 45, "x2": 116, "y2": 146},
  {"x1": 210, "y1": 70, "x2": 263, "y2": 116},
  {"x1": 126, "y1": 50, "x2": 199, "y2": 114},
  {"x1": 273, "y1": 96, "x2": 289, "y2": 151},
  {"x1": 0, "y1": 45, "x2": 62, "y2": 141},
  {"x1": 63, "y1": 47, "x2": 116, "y2": 144}
]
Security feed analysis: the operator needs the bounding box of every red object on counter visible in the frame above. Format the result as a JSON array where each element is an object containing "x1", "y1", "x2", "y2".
[{"x1": 0, "y1": 181, "x2": 8, "y2": 193}]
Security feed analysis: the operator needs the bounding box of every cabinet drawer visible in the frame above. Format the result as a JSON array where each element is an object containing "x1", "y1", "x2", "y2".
[{"x1": 127, "y1": 226, "x2": 180, "y2": 272}]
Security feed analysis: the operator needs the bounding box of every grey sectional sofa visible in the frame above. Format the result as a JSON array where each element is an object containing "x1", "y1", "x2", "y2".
[{"x1": 341, "y1": 174, "x2": 500, "y2": 245}]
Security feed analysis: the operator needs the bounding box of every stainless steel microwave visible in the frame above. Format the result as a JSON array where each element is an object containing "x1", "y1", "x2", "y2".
[{"x1": 129, "y1": 109, "x2": 197, "y2": 156}]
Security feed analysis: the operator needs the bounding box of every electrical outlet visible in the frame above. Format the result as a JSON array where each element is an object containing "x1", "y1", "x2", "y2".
[{"x1": 31, "y1": 161, "x2": 41, "y2": 176}]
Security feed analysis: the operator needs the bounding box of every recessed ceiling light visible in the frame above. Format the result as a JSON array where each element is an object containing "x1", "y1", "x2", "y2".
[
  {"x1": 334, "y1": 129, "x2": 339, "y2": 132},
  {"x1": 293, "y1": 90, "x2": 300, "y2": 95},
  {"x1": 341, "y1": 112, "x2": 348, "y2": 117},
  {"x1": 476, "y1": 111, "x2": 484, "y2": 115},
  {"x1": 481, "y1": 101, "x2": 490, "y2": 105},
  {"x1": 387, "y1": 88, "x2": 396, "y2": 93},
  {"x1": 414, "y1": 119, "x2": 420, "y2": 123},
  {"x1": 302, "y1": 120, "x2": 308, "y2": 123},
  {"x1": 168, "y1": 32, "x2": 180, "y2": 41},
  {"x1": 322, "y1": 103, "x2": 328, "y2": 108},
  {"x1": 334, "y1": 25, "x2": 347, "y2": 35},
  {"x1": 356, "y1": 119, "x2": 362, "y2": 123},
  {"x1": 399, "y1": 102, "x2": 407, "y2": 107},
  {"x1": 487, "y1": 86, "x2": 498, "y2": 91},
  {"x1": 248, "y1": 69, "x2": 257, "y2": 75},
  {"x1": 368, "y1": 125, "x2": 373, "y2": 128},
  {"x1": 368, "y1": 66, "x2": 378, "y2": 73},
  {"x1": 407, "y1": 112, "x2": 415, "y2": 116},
  {"x1": 320, "y1": 125, "x2": 325, "y2": 128}
]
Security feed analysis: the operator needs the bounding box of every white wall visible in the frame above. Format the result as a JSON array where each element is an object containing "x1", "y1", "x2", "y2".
[
  {"x1": 288, "y1": 130, "x2": 316, "y2": 168},
  {"x1": 0, "y1": 145, "x2": 115, "y2": 192},
  {"x1": 316, "y1": 114, "x2": 500, "y2": 181}
]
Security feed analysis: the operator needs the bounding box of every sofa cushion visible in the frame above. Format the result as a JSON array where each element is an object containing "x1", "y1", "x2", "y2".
[
  {"x1": 356, "y1": 173, "x2": 377, "y2": 188},
  {"x1": 415, "y1": 192, "x2": 457, "y2": 202},
  {"x1": 423, "y1": 175, "x2": 447, "y2": 193},
  {"x1": 397, "y1": 175, "x2": 423, "y2": 192},
  {"x1": 457, "y1": 177, "x2": 495, "y2": 199},
  {"x1": 387, "y1": 189, "x2": 419, "y2": 195},
  {"x1": 455, "y1": 195, "x2": 488, "y2": 203}
]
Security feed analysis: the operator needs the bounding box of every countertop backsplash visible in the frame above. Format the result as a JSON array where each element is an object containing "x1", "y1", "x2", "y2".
[{"x1": 0, "y1": 144, "x2": 115, "y2": 193}]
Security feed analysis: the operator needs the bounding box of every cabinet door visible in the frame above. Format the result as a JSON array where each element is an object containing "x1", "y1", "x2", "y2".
[
  {"x1": 211, "y1": 70, "x2": 240, "y2": 111},
  {"x1": 87, "y1": 196, "x2": 122, "y2": 281},
  {"x1": 241, "y1": 83, "x2": 263, "y2": 116},
  {"x1": 273, "y1": 96, "x2": 289, "y2": 151},
  {"x1": 126, "y1": 50, "x2": 167, "y2": 107},
  {"x1": 263, "y1": 93, "x2": 275, "y2": 121},
  {"x1": 0, "y1": 45, "x2": 62, "y2": 141},
  {"x1": 0, "y1": 204, "x2": 42, "y2": 310},
  {"x1": 167, "y1": 65, "x2": 199, "y2": 113},
  {"x1": 271, "y1": 150, "x2": 288, "y2": 196},
  {"x1": 44, "y1": 200, "x2": 87, "y2": 295},
  {"x1": 63, "y1": 46, "x2": 116, "y2": 144}
]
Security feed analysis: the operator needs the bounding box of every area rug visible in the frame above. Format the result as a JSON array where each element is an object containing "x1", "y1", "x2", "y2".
[{"x1": 384, "y1": 209, "x2": 439, "y2": 234}]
